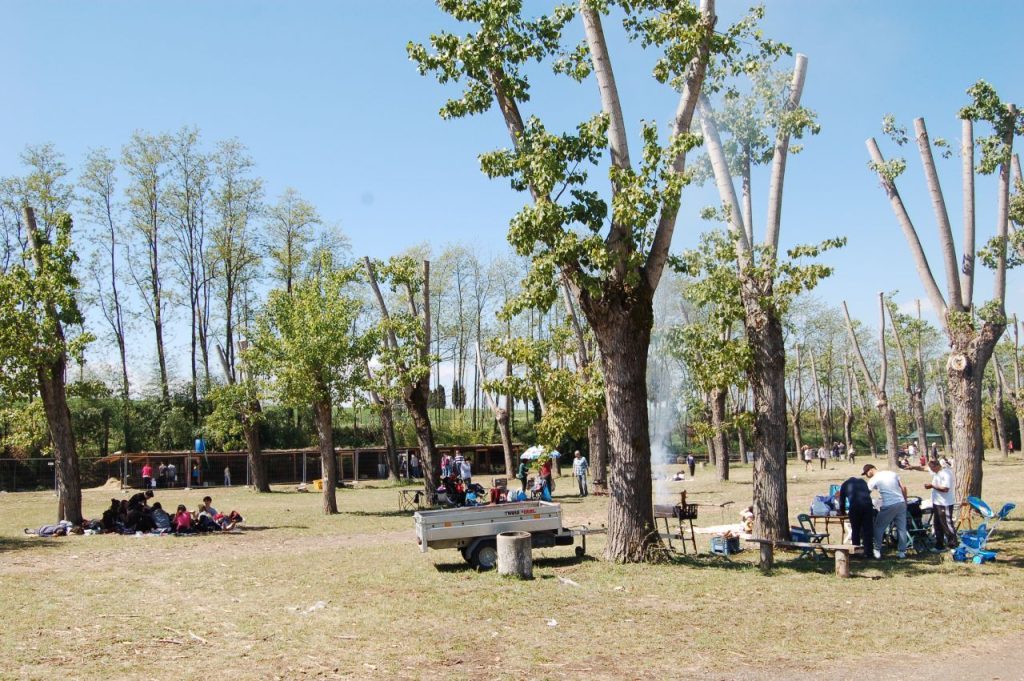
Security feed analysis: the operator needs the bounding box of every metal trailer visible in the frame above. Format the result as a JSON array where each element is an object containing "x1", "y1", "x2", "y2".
[{"x1": 413, "y1": 501, "x2": 603, "y2": 569}]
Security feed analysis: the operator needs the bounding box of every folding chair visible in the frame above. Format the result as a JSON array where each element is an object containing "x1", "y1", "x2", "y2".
[{"x1": 795, "y1": 514, "x2": 829, "y2": 559}]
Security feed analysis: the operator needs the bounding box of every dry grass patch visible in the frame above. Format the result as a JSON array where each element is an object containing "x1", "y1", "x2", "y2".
[{"x1": 1, "y1": 456, "x2": 1021, "y2": 679}]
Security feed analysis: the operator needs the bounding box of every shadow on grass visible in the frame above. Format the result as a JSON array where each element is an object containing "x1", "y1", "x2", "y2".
[
  {"x1": 433, "y1": 553, "x2": 599, "y2": 574},
  {"x1": 0, "y1": 536, "x2": 61, "y2": 554},
  {"x1": 236, "y1": 525, "x2": 309, "y2": 532},
  {"x1": 347, "y1": 510, "x2": 416, "y2": 518}
]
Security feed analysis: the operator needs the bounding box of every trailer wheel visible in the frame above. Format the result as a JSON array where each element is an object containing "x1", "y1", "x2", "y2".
[
  {"x1": 471, "y1": 540, "x2": 498, "y2": 570},
  {"x1": 575, "y1": 545, "x2": 585, "y2": 558}
]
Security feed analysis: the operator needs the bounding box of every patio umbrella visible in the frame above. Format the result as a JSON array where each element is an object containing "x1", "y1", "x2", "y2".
[{"x1": 520, "y1": 446, "x2": 560, "y2": 461}]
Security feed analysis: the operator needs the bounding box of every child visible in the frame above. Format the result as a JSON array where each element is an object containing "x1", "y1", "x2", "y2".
[{"x1": 173, "y1": 504, "x2": 193, "y2": 533}]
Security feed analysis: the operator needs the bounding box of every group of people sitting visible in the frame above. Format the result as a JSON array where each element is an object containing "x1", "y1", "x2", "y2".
[{"x1": 23, "y1": 491, "x2": 243, "y2": 537}]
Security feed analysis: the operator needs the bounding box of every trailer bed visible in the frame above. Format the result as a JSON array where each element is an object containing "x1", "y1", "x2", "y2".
[{"x1": 414, "y1": 501, "x2": 563, "y2": 552}]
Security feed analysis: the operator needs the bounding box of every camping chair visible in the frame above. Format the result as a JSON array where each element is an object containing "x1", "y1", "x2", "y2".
[{"x1": 793, "y1": 514, "x2": 829, "y2": 559}]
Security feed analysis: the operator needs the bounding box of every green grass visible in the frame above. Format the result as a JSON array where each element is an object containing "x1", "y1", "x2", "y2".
[{"x1": 1, "y1": 455, "x2": 1022, "y2": 679}]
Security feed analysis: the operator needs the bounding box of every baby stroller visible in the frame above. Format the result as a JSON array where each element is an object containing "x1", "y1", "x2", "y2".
[
  {"x1": 953, "y1": 496, "x2": 1016, "y2": 563},
  {"x1": 881, "y1": 496, "x2": 934, "y2": 554}
]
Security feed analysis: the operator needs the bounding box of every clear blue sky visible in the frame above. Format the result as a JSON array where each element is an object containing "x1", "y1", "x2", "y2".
[{"x1": 3, "y1": 1, "x2": 1023, "y2": 382}]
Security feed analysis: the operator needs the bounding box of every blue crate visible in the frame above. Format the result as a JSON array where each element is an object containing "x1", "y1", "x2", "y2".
[{"x1": 710, "y1": 535, "x2": 741, "y2": 556}]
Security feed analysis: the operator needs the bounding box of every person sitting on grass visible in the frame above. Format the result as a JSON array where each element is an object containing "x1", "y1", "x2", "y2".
[
  {"x1": 173, "y1": 504, "x2": 193, "y2": 533},
  {"x1": 151, "y1": 502, "x2": 173, "y2": 533},
  {"x1": 101, "y1": 499, "x2": 120, "y2": 532}
]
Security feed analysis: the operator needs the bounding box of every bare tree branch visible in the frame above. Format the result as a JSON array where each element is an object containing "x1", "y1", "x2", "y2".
[
  {"x1": 764, "y1": 53, "x2": 808, "y2": 255},
  {"x1": 914, "y1": 117, "x2": 963, "y2": 311},
  {"x1": 866, "y1": 137, "x2": 949, "y2": 325}
]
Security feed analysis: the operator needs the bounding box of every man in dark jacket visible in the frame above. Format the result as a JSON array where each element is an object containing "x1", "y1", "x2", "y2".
[{"x1": 838, "y1": 475, "x2": 875, "y2": 558}]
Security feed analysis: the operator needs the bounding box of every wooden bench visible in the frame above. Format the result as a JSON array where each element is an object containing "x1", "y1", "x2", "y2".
[{"x1": 746, "y1": 538, "x2": 862, "y2": 578}]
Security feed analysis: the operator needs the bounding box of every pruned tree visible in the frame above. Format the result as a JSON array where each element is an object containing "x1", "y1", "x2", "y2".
[
  {"x1": 0, "y1": 207, "x2": 92, "y2": 523},
  {"x1": 364, "y1": 256, "x2": 439, "y2": 498},
  {"x1": 866, "y1": 81, "x2": 1021, "y2": 500},
  {"x1": 410, "y1": 0, "x2": 777, "y2": 562},
  {"x1": 843, "y1": 294, "x2": 899, "y2": 469},
  {"x1": 840, "y1": 352, "x2": 855, "y2": 455},
  {"x1": 885, "y1": 297, "x2": 928, "y2": 458},
  {"x1": 698, "y1": 51, "x2": 840, "y2": 543}
]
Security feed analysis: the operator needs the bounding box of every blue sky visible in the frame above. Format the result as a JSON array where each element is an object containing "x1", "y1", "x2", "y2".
[{"x1": 3, "y1": 1, "x2": 1023, "y2": 384}]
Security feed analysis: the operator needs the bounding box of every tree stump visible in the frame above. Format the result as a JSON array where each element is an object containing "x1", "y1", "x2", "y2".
[
  {"x1": 497, "y1": 531, "x2": 533, "y2": 579},
  {"x1": 835, "y1": 548, "x2": 851, "y2": 578},
  {"x1": 759, "y1": 542, "x2": 774, "y2": 571}
]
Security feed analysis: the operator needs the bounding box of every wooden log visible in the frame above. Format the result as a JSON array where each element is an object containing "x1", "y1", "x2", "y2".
[
  {"x1": 759, "y1": 542, "x2": 774, "y2": 571},
  {"x1": 835, "y1": 548, "x2": 851, "y2": 578},
  {"x1": 497, "y1": 531, "x2": 533, "y2": 579}
]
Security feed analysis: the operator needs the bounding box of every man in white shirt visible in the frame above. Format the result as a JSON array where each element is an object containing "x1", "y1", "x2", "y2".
[
  {"x1": 458, "y1": 457, "x2": 472, "y2": 484},
  {"x1": 925, "y1": 459, "x2": 958, "y2": 550},
  {"x1": 864, "y1": 464, "x2": 909, "y2": 558}
]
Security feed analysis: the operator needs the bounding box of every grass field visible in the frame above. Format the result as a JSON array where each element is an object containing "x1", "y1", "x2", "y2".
[{"x1": 1, "y1": 455, "x2": 1022, "y2": 680}]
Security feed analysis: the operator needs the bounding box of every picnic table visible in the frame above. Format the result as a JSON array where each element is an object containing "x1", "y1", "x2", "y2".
[{"x1": 808, "y1": 514, "x2": 848, "y2": 540}]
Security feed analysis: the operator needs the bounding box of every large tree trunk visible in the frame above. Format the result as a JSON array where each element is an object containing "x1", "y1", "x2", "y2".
[
  {"x1": 313, "y1": 399, "x2": 338, "y2": 514},
  {"x1": 406, "y1": 377, "x2": 440, "y2": 498},
  {"x1": 586, "y1": 289, "x2": 659, "y2": 563},
  {"x1": 243, "y1": 399, "x2": 270, "y2": 493},
  {"x1": 744, "y1": 284, "x2": 789, "y2": 541},
  {"x1": 588, "y1": 412, "x2": 610, "y2": 494},
  {"x1": 710, "y1": 387, "x2": 730, "y2": 481},
  {"x1": 947, "y1": 328, "x2": 1001, "y2": 502},
  {"x1": 38, "y1": 365, "x2": 83, "y2": 525}
]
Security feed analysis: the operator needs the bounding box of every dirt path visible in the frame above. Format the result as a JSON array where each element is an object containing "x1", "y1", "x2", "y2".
[{"x1": 729, "y1": 633, "x2": 1024, "y2": 681}]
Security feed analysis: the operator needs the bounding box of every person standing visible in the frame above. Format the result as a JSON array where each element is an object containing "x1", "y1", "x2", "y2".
[
  {"x1": 924, "y1": 459, "x2": 958, "y2": 551},
  {"x1": 440, "y1": 453, "x2": 452, "y2": 478},
  {"x1": 167, "y1": 462, "x2": 177, "y2": 488},
  {"x1": 539, "y1": 456, "x2": 553, "y2": 498},
  {"x1": 223, "y1": 466, "x2": 231, "y2": 487},
  {"x1": 192, "y1": 464, "x2": 200, "y2": 487},
  {"x1": 818, "y1": 444, "x2": 828, "y2": 470},
  {"x1": 458, "y1": 456, "x2": 472, "y2": 485},
  {"x1": 802, "y1": 446, "x2": 813, "y2": 471},
  {"x1": 410, "y1": 453, "x2": 421, "y2": 478},
  {"x1": 572, "y1": 450, "x2": 589, "y2": 497},
  {"x1": 141, "y1": 462, "x2": 153, "y2": 490},
  {"x1": 864, "y1": 464, "x2": 909, "y2": 559},
  {"x1": 158, "y1": 462, "x2": 167, "y2": 488},
  {"x1": 516, "y1": 458, "x2": 529, "y2": 492},
  {"x1": 686, "y1": 453, "x2": 696, "y2": 477},
  {"x1": 908, "y1": 442, "x2": 918, "y2": 462},
  {"x1": 838, "y1": 473, "x2": 875, "y2": 558},
  {"x1": 847, "y1": 444, "x2": 856, "y2": 464}
]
